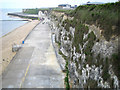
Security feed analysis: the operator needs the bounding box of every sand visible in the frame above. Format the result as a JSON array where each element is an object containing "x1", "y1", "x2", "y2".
[{"x1": 0, "y1": 20, "x2": 40, "y2": 75}]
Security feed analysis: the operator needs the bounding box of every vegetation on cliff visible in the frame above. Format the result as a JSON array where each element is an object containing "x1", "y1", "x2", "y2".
[
  {"x1": 70, "y1": 2, "x2": 120, "y2": 41},
  {"x1": 23, "y1": 8, "x2": 49, "y2": 14},
  {"x1": 53, "y1": 1, "x2": 119, "y2": 88},
  {"x1": 23, "y1": 8, "x2": 39, "y2": 14}
]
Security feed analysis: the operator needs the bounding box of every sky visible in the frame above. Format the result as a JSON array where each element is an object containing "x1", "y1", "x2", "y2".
[{"x1": 0, "y1": 0, "x2": 118, "y2": 9}]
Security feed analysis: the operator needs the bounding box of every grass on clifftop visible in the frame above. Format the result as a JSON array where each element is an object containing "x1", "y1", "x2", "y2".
[
  {"x1": 53, "y1": 8, "x2": 73, "y2": 14},
  {"x1": 70, "y1": 2, "x2": 120, "y2": 41},
  {"x1": 23, "y1": 8, "x2": 39, "y2": 14},
  {"x1": 23, "y1": 8, "x2": 49, "y2": 14}
]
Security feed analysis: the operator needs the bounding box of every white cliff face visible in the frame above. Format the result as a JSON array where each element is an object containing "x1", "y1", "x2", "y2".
[
  {"x1": 60, "y1": 47, "x2": 69, "y2": 56},
  {"x1": 92, "y1": 40, "x2": 118, "y2": 58},
  {"x1": 49, "y1": 15, "x2": 119, "y2": 88},
  {"x1": 69, "y1": 27, "x2": 75, "y2": 38}
]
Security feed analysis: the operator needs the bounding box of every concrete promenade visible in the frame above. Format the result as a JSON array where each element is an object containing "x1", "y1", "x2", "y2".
[{"x1": 2, "y1": 18, "x2": 64, "y2": 88}]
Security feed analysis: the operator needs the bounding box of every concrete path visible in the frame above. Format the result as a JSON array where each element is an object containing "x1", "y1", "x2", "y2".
[{"x1": 2, "y1": 18, "x2": 64, "y2": 88}]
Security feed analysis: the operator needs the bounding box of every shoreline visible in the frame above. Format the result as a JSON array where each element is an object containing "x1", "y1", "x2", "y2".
[
  {"x1": 0, "y1": 20, "x2": 40, "y2": 75},
  {"x1": 1, "y1": 16, "x2": 33, "y2": 38},
  {"x1": 1, "y1": 21, "x2": 30, "y2": 38}
]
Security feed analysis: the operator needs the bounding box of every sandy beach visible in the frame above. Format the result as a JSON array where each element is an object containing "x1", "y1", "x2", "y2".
[{"x1": 0, "y1": 20, "x2": 40, "y2": 75}]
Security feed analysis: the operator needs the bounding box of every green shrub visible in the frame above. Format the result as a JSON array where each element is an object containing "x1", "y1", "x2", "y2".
[
  {"x1": 70, "y1": 2, "x2": 120, "y2": 41},
  {"x1": 102, "y1": 57, "x2": 110, "y2": 81},
  {"x1": 64, "y1": 60, "x2": 70, "y2": 89},
  {"x1": 68, "y1": 34, "x2": 72, "y2": 40},
  {"x1": 84, "y1": 79, "x2": 98, "y2": 88},
  {"x1": 23, "y1": 8, "x2": 39, "y2": 14},
  {"x1": 59, "y1": 50, "x2": 68, "y2": 61},
  {"x1": 88, "y1": 31, "x2": 96, "y2": 41},
  {"x1": 64, "y1": 37, "x2": 67, "y2": 40},
  {"x1": 111, "y1": 53, "x2": 120, "y2": 80}
]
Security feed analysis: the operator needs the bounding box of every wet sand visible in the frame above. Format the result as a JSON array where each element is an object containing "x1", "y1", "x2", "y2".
[{"x1": 0, "y1": 20, "x2": 40, "y2": 75}]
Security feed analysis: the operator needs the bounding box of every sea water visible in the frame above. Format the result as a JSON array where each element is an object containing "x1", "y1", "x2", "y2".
[{"x1": 0, "y1": 8, "x2": 28, "y2": 37}]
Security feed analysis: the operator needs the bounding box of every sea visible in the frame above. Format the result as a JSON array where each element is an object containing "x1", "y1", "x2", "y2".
[{"x1": 0, "y1": 8, "x2": 28, "y2": 37}]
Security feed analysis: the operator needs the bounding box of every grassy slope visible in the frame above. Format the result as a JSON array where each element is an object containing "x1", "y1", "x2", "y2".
[
  {"x1": 56, "y1": 2, "x2": 120, "y2": 88},
  {"x1": 70, "y1": 3, "x2": 120, "y2": 81},
  {"x1": 70, "y1": 2, "x2": 120, "y2": 41},
  {"x1": 23, "y1": 8, "x2": 49, "y2": 14}
]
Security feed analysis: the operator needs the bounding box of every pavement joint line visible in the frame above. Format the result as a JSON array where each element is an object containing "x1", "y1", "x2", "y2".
[{"x1": 19, "y1": 63, "x2": 30, "y2": 88}]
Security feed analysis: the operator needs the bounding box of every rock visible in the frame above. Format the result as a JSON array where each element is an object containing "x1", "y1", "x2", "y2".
[{"x1": 12, "y1": 44, "x2": 22, "y2": 52}]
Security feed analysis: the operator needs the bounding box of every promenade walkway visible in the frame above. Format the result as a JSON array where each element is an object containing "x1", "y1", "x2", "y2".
[{"x1": 2, "y1": 18, "x2": 64, "y2": 88}]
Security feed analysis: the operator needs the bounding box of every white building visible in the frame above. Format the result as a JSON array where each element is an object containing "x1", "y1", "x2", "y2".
[{"x1": 58, "y1": 4, "x2": 71, "y2": 9}]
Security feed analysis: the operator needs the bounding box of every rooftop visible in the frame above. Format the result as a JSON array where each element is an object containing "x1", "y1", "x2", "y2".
[{"x1": 83, "y1": 2, "x2": 104, "y2": 5}]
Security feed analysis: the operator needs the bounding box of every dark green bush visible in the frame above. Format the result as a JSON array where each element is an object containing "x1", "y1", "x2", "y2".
[
  {"x1": 68, "y1": 34, "x2": 72, "y2": 40},
  {"x1": 88, "y1": 31, "x2": 96, "y2": 41},
  {"x1": 111, "y1": 53, "x2": 120, "y2": 80},
  {"x1": 70, "y1": 2, "x2": 120, "y2": 41},
  {"x1": 64, "y1": 60, "x2": 70, "y2": 89},
  {"x1": 23, "y1": 8, "x2": 39, "y2": 14},
  {"x1": 102, "y1": 57, "x2": 110, "y2": 81},
  {"x1": 64, "y1": 37, "x2": 67, "y2": 40}
]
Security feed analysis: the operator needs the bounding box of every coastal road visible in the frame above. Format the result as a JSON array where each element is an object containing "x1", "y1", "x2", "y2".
[{"x1": 2, "y1": 18, "x2": 64, "y2": 88}]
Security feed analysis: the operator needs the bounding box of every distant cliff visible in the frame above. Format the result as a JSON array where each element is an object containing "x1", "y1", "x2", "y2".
[{"x1": 50, "y1": 2, "x2": 120, "y2": 88}]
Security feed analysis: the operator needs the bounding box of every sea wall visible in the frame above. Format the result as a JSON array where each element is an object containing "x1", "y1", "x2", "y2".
[{"x1": 8, "y1": 13, "x2": 38, "y2": 20}]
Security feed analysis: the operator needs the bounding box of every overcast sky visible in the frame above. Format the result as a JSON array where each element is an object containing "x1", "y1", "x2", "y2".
[{"x1": 0, "y1": 0, "x2": 118, "y2": 9}]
